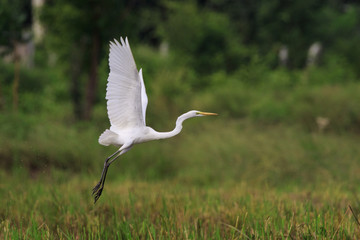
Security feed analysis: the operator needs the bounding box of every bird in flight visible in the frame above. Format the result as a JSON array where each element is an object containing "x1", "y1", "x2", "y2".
[{"x1": 92, "y1": 37, "x2": 217, "y2": 203}]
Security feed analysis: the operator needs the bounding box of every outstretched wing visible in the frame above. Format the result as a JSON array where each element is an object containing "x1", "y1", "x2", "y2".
[{"x1": 106, "y1": 37, "x2": 147, "y2": 129}]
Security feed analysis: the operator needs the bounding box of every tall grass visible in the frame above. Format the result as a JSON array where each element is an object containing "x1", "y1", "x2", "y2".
[{"x1": 1, "y1": 172, "x2": 360, "y2": 239}]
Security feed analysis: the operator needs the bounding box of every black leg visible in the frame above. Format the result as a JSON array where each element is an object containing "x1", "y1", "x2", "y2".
[
  {"x1": 92, "y1": 150, "x2": 119, "y2": 193},
  {"x1": 92, "y1": 150, "x2": 120, "y2": 203}
]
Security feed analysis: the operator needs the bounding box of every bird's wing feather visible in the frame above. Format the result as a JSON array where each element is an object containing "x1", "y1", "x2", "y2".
[
  {"x1": 139, "y1": 68, "x2": 148, "y2": 125},
  {"x1": 106, "y1": 37, "x2": 146, "y2": 129}
]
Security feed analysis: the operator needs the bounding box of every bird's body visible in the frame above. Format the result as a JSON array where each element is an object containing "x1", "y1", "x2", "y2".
[
  {"x1": 92, "y1": 37, "x2": 217, "y2": 203},
  {"x1": 99, "y1": 126, "x2": 152, "y2": 147}
]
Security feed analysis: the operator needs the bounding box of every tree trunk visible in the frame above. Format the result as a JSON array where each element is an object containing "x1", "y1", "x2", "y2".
[
  {"x1": 70, "y1": 43, "x2": 84, "y2": 119},
  {"x1": 13, "y1": 43, "x2": 20, "y2": 112},
  {"x1": 83, "y1": 31, "x2": 100, "y2": 120},
  {"x1": 0, "y1": 80, "x2": 3, "y2": 110}
]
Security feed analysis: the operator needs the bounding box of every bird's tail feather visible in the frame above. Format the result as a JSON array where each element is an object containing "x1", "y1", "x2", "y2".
[{"x1": 99, "y1": 129, "x2": 118, "y2": 146}]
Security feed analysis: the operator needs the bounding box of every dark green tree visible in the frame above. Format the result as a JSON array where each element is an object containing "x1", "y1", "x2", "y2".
[
  {"x1": 40, "y1": 0, "x2": 161, "y2": 119},
  {"x1": 0, "y1": 0, "x2": 32, "y2": 111},
  {"x1": 160, "y1": 1, "x2": 246, "y2": 88}
]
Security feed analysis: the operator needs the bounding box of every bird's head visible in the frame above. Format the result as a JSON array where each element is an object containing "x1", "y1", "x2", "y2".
[
  {"x1": 177, "y1": 110, "x2": 218, "y2": 124},
  {"x1": 175, "y1": 110, "x2": 218, "y2": 126}
]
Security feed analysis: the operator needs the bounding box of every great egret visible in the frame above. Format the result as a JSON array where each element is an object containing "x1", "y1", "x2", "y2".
[{"x1": 92, "y1": 37, "x2": 217, "y2": 203}]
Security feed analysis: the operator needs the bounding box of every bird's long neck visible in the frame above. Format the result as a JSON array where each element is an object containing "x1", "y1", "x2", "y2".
[{"x1": 152, "y1": 112, "x2": 190, "y2": 140}]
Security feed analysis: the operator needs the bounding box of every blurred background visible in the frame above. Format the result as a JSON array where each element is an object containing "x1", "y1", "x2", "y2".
[{"x1": 1, "y1": 0, "x2": 360, "y2": 188}]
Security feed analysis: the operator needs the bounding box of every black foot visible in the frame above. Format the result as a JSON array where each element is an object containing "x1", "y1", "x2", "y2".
[{"x1": 92, "y1": 182, "x2": 103, "y2": 203}]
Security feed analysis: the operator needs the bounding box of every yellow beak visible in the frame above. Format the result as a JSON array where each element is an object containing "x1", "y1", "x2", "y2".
[{"x1": 198, "y1": 111, "x2": 218, "y2": 116}]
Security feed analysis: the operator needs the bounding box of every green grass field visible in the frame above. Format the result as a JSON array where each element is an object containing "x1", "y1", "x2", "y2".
[
  {"x1": 1, "y1": 120, "x2": 360, "y2": 239},
  {"x1": 1, "y1": 173, "x2": 360, "y2": 239}
]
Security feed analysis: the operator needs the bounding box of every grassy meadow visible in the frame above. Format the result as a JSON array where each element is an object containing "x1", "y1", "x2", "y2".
[
  {"x1": 1, "y1": 174, "x2": 360, "y2": 239},
  {"x1": 1, "y1": 115, "x2": 360, "y2": 239}
]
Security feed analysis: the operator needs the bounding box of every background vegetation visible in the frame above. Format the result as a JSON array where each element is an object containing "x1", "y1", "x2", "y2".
[{"x1": 1, "y1": 0, "x2": 360, "y2": 238}]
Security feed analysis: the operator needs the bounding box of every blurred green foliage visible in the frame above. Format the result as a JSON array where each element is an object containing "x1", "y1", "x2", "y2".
[
  {"x1": 0, "y1": 0, "x2": 359, "y2": 186},
  {"x1": 0, "y1": 0, "x2": 32, "y2": 52}
]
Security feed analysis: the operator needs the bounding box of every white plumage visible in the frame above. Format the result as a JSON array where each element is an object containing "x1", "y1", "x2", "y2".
[
  {"x1": 106, "y1": 37, "x2": 145, "y2": 129},
  {"x1": 93, "y1": 37, "x2": 217, "y2": 203}
]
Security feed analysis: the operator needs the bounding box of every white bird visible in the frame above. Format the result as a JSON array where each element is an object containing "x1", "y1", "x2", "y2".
[{"x1": 92, "y1": 37, "x2": 217, "y2": 203}]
